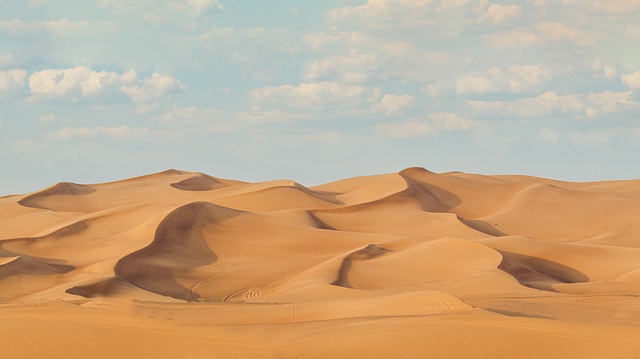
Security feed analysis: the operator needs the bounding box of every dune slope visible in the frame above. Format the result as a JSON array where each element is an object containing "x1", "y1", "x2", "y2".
[{"x1": 1, "y1": 168, "x2": 638, "y2": 358}]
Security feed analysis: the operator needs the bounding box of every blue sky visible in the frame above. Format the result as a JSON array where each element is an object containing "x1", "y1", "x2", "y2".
[{"x1": 1, "y1": 0, "x2": 639, "y2": 194}]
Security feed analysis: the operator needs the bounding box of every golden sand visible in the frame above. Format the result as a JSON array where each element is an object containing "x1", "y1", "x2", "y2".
[{"x1": 1, "y1": 168, "x2": 639, "y2": 358}]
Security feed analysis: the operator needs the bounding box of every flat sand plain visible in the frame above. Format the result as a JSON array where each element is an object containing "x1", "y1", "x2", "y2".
[{"x1": 1, "y1": 168, "x2": 639, "y2": 358}]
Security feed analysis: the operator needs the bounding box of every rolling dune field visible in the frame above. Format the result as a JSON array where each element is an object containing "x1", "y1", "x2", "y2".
[{"x1": 1, "y1": 168, "x2": 639, "y2": 358}]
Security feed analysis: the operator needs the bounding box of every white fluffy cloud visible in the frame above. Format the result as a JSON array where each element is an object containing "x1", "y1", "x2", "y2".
[
  {"x1": 329, "y1": 0, "x2": 478, "y2": 27},
  {"x1": 0, "y1": 69, "x2": 26, "y2": 93},
  {"x1": 250, "y1": 81, "x2": 414, "y2": 117},
  {"x1": 375, "y1": 94, "x2": 416, "y2": 116},
  {"x1": 120, "y1": 73, "x2": 186, "y2": 103},
  {"x1": 29, "y1": 67, "x2": 136, "y2": 99},
  {"x1": 483, "y1": 4, "x2": 522, "y2": 26},
  {"x1": 169, "y1": 0, "x2": 225, "y2": 16},
  {"x1": 456, "y1": 65, "x2": 551, "y2": 94},
  {"x1": 535, "y1": 22, "x2": 589, "y2": 44},
  {"x1": 304, "y1": 36, "x2": 456, "y2": 84},
  {"x1": 621, "y1": 71, "x2": 640, "y2": 89},
  {"x1": 330, "y1": 0, "x2": 433, "y2": 25},
  {"x1": 44, "y1": 125, "x2": 150, "y2": 141},
  {"x1": 27, "y1": 68, "x2": 186, "y2": 104},
  {"x1": 304, "y1": 52, "x2": 379, "y2": 83}
]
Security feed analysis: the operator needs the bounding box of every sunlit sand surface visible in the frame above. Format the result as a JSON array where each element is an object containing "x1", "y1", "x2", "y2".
[{"x1": 1, "y1": 168, "x2": 639, "y2": 358}]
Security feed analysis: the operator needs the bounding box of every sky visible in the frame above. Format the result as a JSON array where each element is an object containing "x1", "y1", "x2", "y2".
[{"x1": 1, "y1": 0, "x2": 640, "y2": 194}]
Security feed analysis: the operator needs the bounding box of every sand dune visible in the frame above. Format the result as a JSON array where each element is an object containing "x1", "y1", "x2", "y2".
[{"x1": 1, "y1": 167, "x2": 639, "y2": 358}]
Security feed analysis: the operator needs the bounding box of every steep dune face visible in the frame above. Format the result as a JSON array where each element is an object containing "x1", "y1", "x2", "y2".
[
  {"x1": 114, "y1": 202, "x2": 242, "y2": 301},
  {"x1": 18, "y1": 182, "x2": 96, "y2": 211},
  {"x1": 170, "y1": 174, "x2": 227, "y2": 191},
  {"x1": 1, "y1": 167, "x2": 639, "y2": 358}
]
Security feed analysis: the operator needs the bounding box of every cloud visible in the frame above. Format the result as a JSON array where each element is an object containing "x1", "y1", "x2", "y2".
[
  {"x1": 592, "y1": 0, "x2": 640, "y2": 13},
  {"x1": 120, "y1": 73, "x2": 187, "y2": 103},
  {"x1": 484, "y1": 30, "x2": 541, "y2": 47},
  {"x1": 621, "y1": 71, "x2": 640, "y2": 89},
  {"x1": 251, "y1": 82, "x2": 378, "y2": 112},
  {"x1": 233, "y1": 109, "x2": 309, "y2": 123},
  {"x1": 155, "y1": 106, "x2": 205, "y2": 124},
  {"x1": 592, "y1": 61, "x2": 618, "y2": 80},
  {"x1": 28, "y1": 67, "x2": 136, "y2": 99},
  {"x1": 329, "y1": 0, "x2": 465, "y2": 28},
  {"x1": 535, "y1": 22, "x2": 589, "y2": 44},
  {"x1": 375, "y1": 94, "x2": 416, "y2": 116},
  {"x1": 304, "y1": 32, "x2": 341, "y2": 51},
  {"x1": 44, "y1": 125, "x2": 150, "y2": 141},
  {"x1": 456, "y1": 65, "x2": 551, "y2": 94},
  {"x1": 483, "y1": 4, "x2": 522, "y2": 26},
  {"x1": 170, "y1": 0, "x2": 225, "y2": 16},
  {"x1": 250, "y1": 81, "x2": 414, "y2": 117},
  {"x1": 429, "y1": 112, "x2": 476, "y2": 131},
  {"x1": 0, "y1": 69, "x2": 27, "y2": 93},
  {"x1": 304, "y1": 35, "x2": 455, "y2": 84},
  {"x1": 469, "y1": 90, "x2": 637, "y2": 119},
  {"x1": 330, "y1": 0, "x2": 430, "y2": 23},
  {"x1": 97, "y1": 0, "x2": 126, "y2": 8},
  {"x1": 304, "y1": 52, "x2": 379, "y2": 83},
  {"x1": 375, "y1": 112, "x2": 476, "y2": 139}
]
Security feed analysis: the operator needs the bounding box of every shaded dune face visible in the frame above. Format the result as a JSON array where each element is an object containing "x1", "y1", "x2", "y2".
[
  {"x1": 497, "y1": 251, "x2": 588, "y2": 292},
  {"x1": 0, "y1": 255, "x2": 74, "y2": 281},
  {"x1": 398, "y1": 167, "x2": 461, "y2": 212},
  {"x1": 170, "y1": 174, "x2": 226, "y2": 191},
  {"x1": 17, "y1": 182, "x2": 96, "y2": 210},
  {"x1": 113, "y1": 202, "x2": 242, "y2": 301},
  {"x1": 66, "y1": 277, "x2": 130, "y2": 298},
  {"x1": 332, "y1": 245, "x2": 392, "y2": 288},
  {"x1": 0, "y1": 226, "x2": 81, "y2": 300}
]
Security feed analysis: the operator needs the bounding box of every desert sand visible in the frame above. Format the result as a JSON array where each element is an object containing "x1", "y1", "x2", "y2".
[{"x1": 1, "y1": 167, "x2": 639, "y2": 358}]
